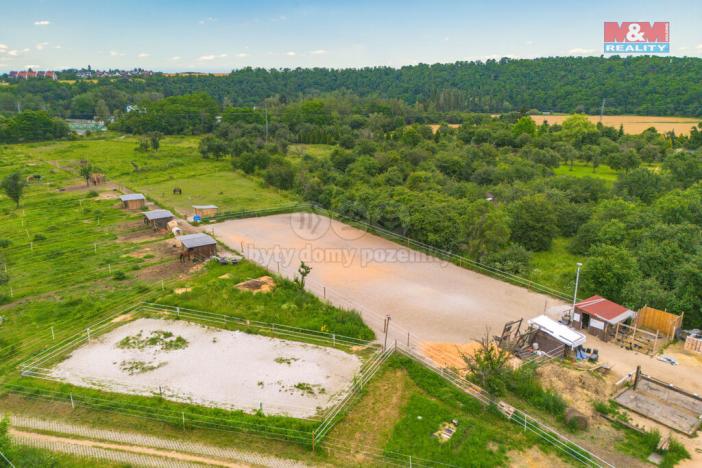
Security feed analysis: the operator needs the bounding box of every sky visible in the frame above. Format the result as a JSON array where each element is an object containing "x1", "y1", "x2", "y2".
[{"x1": 1, "y1": 0, "x2": 701, "y2": 72}]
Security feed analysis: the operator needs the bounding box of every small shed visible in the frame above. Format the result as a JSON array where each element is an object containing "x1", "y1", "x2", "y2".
[
  {"x1": 193, "y1": 205, "x2": 218, "y2": 219},
  {"x1": 573, "y1": 295, "x2": 635, "y2": 341},
  {"x1": 177, "y1": 233, "x2": 216, "y2": 262},
  {"x1": 143, "y1": 209, "x2": 174, "y2": 231},
  {"x1": 119, "y1": 193, "x2": 146, "y2": 209},
  {"x1": 528, "y1": 315, "x2": 586, "y2": 357}
]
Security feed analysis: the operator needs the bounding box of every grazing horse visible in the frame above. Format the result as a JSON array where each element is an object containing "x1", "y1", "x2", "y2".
[{"x1": 173, "y1": 187, "x2": 182, "y2": 195}]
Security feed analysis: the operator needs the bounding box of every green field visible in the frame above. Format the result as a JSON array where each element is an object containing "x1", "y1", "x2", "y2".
[
  {"x1": 1, "y1": 135, "x2": 295, "y2": 216},
  {"x1": 528, "y1": 237, "x2": 582, "y2": 293},
  {"x1": 553, "y1": 162, "x2": 619, "y2": 182}
]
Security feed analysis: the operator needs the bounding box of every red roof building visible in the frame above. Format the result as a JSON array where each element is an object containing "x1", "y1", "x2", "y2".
[{"x1": 573, "y1": 295, "x2": 635, "y2": 341}]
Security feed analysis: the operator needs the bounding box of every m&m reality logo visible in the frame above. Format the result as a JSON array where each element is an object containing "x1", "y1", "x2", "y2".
[{"x1": 604, "y1": 22, "x2": 669, "y2": 54}]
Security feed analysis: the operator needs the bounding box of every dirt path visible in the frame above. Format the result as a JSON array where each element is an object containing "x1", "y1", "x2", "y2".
[
  {"x1": 10, "y1": 428, "x2": 249, "y2": 467},
  {"x1": 8, "y1": 415, "x2": 309, "y2": 467}
]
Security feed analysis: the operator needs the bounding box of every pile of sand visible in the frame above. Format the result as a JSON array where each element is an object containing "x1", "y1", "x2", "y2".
[
  {"x1": 421, "y1": 341, "x2": 521, "y2": 372},
  {"x1": 236, "y1": 276, "x2": 276, "y2": 294}
]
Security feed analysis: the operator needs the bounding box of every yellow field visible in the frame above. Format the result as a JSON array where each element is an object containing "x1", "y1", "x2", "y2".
[
  {"x1": 531, "y1": 114, "x2": 701, "y2": 135},
  {"x1": 430, "y1": 115, "x2": 700, "y2": 135}
]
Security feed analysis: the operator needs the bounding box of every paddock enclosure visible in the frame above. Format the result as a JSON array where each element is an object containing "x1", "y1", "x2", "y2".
[
  {"x1": 48, "y1": 318, "x2": 362, "y2": 418},
  {"x1": 211, "y1": 213, "x2": 565, "y2": 344}
]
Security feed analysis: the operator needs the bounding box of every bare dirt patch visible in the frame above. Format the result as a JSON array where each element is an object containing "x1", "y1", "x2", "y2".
[
  {"x1": 174, "y1": 287, "x2": 192, "y2": 295},
  {"x1": 537, "y1": 362, "x2": 614, "y2": 417},
  {"x1": 49, "y1": 318, "x2": 362, "y2": 418},
  {"x1": 111, "y1": 313, "x2": 135, "y2": 324},
  {"x1": 235, "y1": 276, "x2": 276, "y2": 294},
  {"x1": 507, "y1": 446, "x2": 569, "y2": 468}
]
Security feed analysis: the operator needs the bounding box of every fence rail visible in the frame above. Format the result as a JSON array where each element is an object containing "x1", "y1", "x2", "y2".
[
  {"x1": 13, "y1": 300, "x2": 612, "y2": 467},
  {"x1": 394, "y1": 344, "x2": 613, "y2": 468}
]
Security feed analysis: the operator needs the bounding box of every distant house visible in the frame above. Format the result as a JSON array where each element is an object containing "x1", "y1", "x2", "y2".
[
  {"x1": 119, "y1": 193, "x2": 146, "y2": 210},
  {"x1": 177, "y1": 233, "x2": 216, "y2": 262},
  {"x1": 573, "y1": 295, "x2": 635, "y2": 341},
  {"x1": 143, "y1": 209, "x2": 174, "y2": 231},
  {"x1": 192, "y1": 205, "x2": 218, "y2": 219}
]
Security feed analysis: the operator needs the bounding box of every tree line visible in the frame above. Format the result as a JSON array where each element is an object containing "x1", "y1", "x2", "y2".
[{"x1": 3, "y1": 56, "x2": 702, "y2": 121}]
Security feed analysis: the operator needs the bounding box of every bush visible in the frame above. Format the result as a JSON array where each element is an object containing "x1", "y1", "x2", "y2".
[
  {"x1": 112, "y1": 271, "x2": 127, "y2": 281},
  {"x1": 0, "y1": 239, "x2": 10, "y2": 248},
  {"x1": 32, "y1": 233, "x2": 47, "y2": 241},
  {"x1": 87, "y1": 190, "x2": 99, "y2": 198}
]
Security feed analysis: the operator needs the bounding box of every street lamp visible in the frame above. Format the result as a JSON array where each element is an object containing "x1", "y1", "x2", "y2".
[{"x1": 570, "y1": 262, "x2": 583, "y2": 323}]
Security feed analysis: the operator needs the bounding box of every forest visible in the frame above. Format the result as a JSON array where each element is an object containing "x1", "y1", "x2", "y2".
[
  {"x1": 95, "y1": 92, "x2": 702, "y2": 326},
  {"x1": 3, "y1": 56, "x2": 702, "y2": 119}
]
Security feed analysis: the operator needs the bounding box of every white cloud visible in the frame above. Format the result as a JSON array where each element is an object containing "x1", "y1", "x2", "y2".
[
  {"x1": 0, "y1": 44, "x2": 7, "y2": 50},
  {"x1": 309, "y1": 49, "x2": 327, "y2": 55},
  {"x1": 286, "y1": 51, "x2": 296, "y2": 56},
  {"x1": 171, "y1": 56, "x2": 181, "y2": 61},
  {"x1": 696, "y1": 44, "x2": 702, "y2": 50},
  {"x1": 22, "y1": 48, "x2": 30, "y2": 52},
  {"x1": 137, "y1": 52, "x2": 150, "y2": 58},
  {"x1": 525, "y1": 40, "x2": 534, "y2": 46},
  {"x1": 109, "y1": 50, "x2": 125, "y2": 57},
  {"x1": 236, "y1": 53, "x2": 249, "y2": 58},
  {"x1": 24, "y1": 64, "x2": 38, "y2": 69},
  {"x1": 198, "y1": 17, "x2": 217, "y2": 25},
  {"x1": 568, "y1": 47, "x2": 595, "y2": 55},
  {"x1": 8, "y1": 50, "x2": 19, "y2": 56},
  {"x1": 34, "y1": 20, "x2": 50, "y2": 26},
  {"x1": 36, "y1": 42, "x2": 49, "y2": 50},
  {"x1": 198, "y1": 53, "x2": 227, "y2": 61},
  {"x1": 54, "y1": 45, "x2": 62, "y2": 49}
]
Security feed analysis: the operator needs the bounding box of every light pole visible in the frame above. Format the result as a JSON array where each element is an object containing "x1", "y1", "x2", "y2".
[{"x1": 571, "y1": 262, "x2": 583, "y2": 323}]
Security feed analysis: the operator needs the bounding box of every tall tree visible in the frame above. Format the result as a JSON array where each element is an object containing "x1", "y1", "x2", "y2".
[{"x1": 1, "y1": 172, "x2": 26, "y2": 208}]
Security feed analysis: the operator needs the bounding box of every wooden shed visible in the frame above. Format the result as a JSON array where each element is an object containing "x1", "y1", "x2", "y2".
[
  {"x1": 143, "y1": 209, "x2": 174, "y2": 231},
  {"x1": 119, "y1": 193, "x2": 146, "y2": 209},
  {"x1": 528, "y1": 314, "x2": 586, "y2": 357},
  {"x1": 193, "y1": 205, "x2": 218, "y2": 219},
  {"x1": 177, "y1": 233, "x2": 216, "y2": 262},
  {"x1": 573, "y1": 295, "x2": 635, "y2": 342}
]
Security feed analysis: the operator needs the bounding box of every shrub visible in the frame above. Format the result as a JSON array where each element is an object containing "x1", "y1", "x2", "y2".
[
  {"x1": 0, "y1": 239, "x2": 11, "y2": 248},
  {"x1": 32, "y1": 233, "x2": 47, "y2": 241},
  {"x1": 112, "y1": 271, "x2": 127, "y2": 281}
]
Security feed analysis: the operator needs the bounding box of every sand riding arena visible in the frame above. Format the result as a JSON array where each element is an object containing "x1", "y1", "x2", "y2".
[
  {"x1": 19, "y1": 304, "x2": 379, "y2": 420},
  {"x1": 210, "y1": 212, "x2": 567, "y2": 345}
]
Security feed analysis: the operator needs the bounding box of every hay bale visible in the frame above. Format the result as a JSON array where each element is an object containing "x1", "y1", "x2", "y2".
[{"x1": 565, "y1": 407, "x2": 589, "y2": 430}]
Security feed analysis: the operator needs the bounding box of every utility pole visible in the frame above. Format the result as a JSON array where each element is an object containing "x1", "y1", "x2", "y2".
[{"x1": 570, "y1": 262, "x2": 583, "y2": 322}]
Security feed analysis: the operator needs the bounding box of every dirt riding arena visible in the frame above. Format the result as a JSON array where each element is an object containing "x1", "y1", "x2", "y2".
[
  {"x1": 49, "y1": 318, "x2": 362, "y2": 418},
  {"x1": 210, "y1": 213, "x2": 564, "y2": 345}
]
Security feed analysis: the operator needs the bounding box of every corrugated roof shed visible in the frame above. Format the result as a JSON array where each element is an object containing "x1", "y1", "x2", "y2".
[
  {"x1": 144, "y1": 209, "x2": 174, "y2": 221},
  {"x1": 528, "y1": 314, "x2": 586, "y2": 348},
  {"x1": 177, "y1": 233, "x2": 216, "y2": 249},
  {"x1": 575, "y1": 295, "x2": 635, "y2": 323},
  {"x1": 119, "y1": 193, "x2": 145, "y2": 201}
]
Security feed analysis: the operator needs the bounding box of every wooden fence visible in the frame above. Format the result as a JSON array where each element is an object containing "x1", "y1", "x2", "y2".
[{"x1": 635, "y1": 306, "x2": 683, "y2": 340}]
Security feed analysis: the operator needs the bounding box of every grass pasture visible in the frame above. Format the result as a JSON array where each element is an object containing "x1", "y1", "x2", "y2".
[
  {"x1": 2, "y1": 135, "x2": 295, "y2": 216},
  {"x1": 553, "y1": 162, "x2": 619, "y2": 182}
]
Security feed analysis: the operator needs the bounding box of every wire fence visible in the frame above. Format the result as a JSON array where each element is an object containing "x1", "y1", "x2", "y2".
[
  {"x1": 393, "y1": 343, "x2": 613, "y2": 468},
  {"x1": 8, "y1": 415, "x2": 306, "y2": 468}
]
